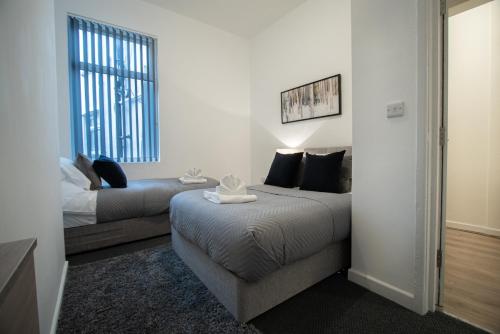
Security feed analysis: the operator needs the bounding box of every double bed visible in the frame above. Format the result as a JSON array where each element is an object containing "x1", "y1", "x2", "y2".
[
  {"x1": 64, "y1": 178, "x2": 218, "y2": 254},
  {"x1": 170, "y1": 147, "x2": 352, "y2": 322}
]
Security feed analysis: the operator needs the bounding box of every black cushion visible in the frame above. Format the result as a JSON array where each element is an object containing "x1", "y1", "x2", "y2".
[
  {"x1": 92, "y1": 155, "x2": 127, "y2": 188},
  {"x1": 300, "y1": 151, "x2": 345, "y2": 193},
  {"x1": 264, "y1": 152, "x2": 304, "y2": 188}
]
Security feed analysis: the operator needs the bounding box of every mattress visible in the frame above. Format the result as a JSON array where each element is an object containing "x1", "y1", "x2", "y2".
[
  {"x1": 61, "y1": 180, "x2": 98, "y2": 228},
  {"x1": 97, "y1": 178, "x2": 218, "y2": 223},
  {"x1": 170, "y1": 184, "x2": 351, "y2": 281},
  {"x1": 62, "y1": 177, "x2": 219, "y2": 228},
  {"x1": 63, "y1": 212, "x2": 97, "y2": 228}
]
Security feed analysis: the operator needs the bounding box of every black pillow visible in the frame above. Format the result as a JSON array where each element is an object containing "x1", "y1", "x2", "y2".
[
  {"x1": 92, "y1": 155, "x2": 127, "y2": 188},
  {"x1": 300, "y1": 151, "x2": 345, "y2": 193},
  {"x1": 264, "y1": 152, "x2": 304, "y2": 188}
]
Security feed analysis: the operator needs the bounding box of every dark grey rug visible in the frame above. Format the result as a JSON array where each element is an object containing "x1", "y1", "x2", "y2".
[{"x1": 58, "y1": 239, "x2": 485, "y2": 334}]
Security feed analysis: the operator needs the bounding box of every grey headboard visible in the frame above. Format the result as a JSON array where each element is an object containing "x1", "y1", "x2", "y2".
[{"x1": 294, "y1": 146, "x2": 352, "y2": 193}]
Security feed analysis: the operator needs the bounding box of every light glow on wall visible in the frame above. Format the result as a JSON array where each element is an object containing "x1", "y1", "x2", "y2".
[{"x1": 272, "y1": 121, "x2": 325, "y2": 148}]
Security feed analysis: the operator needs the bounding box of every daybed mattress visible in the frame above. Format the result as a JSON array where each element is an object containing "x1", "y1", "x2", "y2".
[
  {"x1": 63, "y1": 212, "x2": 97, "y2": 228},
  {"x1": 62, "y1": 178, "x2": 218, "y2": 228},
  {"x1": 170, "y1": 184, "x2": 351, "y2": 282},
  {"x1": 97, "y1": 178, "x2": 219, "y2": 222}
]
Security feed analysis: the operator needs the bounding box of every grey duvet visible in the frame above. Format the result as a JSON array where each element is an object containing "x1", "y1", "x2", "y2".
[
  {"x1": 96, "y1": 178, "x2": 219, "y2": 223},
  {"x1": 170, "y1": 184, "x2": 351, "y2": 281}
]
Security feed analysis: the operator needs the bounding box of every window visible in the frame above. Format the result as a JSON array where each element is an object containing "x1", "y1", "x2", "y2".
[{"x1": 67, "y1": 16, "x2": 159, "y2": 162}]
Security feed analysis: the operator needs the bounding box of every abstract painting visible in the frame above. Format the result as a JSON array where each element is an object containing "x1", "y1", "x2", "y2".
[{"x1": 281, "y1": 74, "x2": 341, "y2": 124}]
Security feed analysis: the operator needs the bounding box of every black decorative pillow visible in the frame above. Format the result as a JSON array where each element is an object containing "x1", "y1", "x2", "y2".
[
  {"x1": 300, "y1": 151, "x2": 345, "y2": 193},
  {"x1": 264, "y1": 152, "x2": 304, "y2": 188},
  {"x1": 92, "y1": 155, "x2": 127, "y2": 188}
]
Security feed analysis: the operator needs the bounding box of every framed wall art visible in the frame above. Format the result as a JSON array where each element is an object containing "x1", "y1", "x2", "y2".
[{"x1": 281, "y1": 74, "x2": 341, "y2": 124}]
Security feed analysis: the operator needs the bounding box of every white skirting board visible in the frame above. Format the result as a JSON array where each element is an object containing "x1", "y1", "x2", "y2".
[
  {"x1": 348, "y1": 268, "x2": 416, "y2": 313},
  {"x1": 50, "y1": 261, "x2": 68, "y2": 334},
  {"x1": 446, "y1": 220, "x2": 500, "y2": 237}
]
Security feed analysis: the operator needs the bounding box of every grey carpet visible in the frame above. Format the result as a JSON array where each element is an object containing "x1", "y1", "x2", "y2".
[{"x1": 58, "y1": 239, "x2": 485, "y2": 334}]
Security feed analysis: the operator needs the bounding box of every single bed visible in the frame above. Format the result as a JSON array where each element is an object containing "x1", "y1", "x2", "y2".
[
  {"x1": 170, "y1": 147, "x2": 352, "y2": 322},
  {"x1": 64, "y1": 178, "x2": 218, "y2": 254}
]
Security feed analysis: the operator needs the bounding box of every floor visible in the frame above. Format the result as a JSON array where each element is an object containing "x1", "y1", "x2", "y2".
[
  {"x1": 61, "y1": 236, "x2": 485, "y2": 334},
  {"x1": 67, "y1": 235, "x2": 169, "y2": 265},
  {"x1": 443, "y1": 228, "x2": 500, "y2": 333}
]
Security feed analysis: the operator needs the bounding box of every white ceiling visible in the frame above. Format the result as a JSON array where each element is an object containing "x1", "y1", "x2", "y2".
[{"x1": 141, "y1": 0, "x2": 308, "y2": 38}]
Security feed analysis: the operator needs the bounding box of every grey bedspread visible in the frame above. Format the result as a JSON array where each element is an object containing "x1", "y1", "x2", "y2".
[
  {"x1": 96, "y1": 178, "x2": 218, "y2": 223},
  {"x1": 170, "y1": 184, "x2": 351, "y2": 281}
]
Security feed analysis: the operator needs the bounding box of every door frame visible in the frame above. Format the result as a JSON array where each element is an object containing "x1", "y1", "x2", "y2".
[
  {"x1": 437, "y1": 0, "x2": 449, "y2": 307},
  {"x1": 422, "y1": 0, "x2": 496, "y2": 313},
  {"x1": 401, "y1": 0, "x2": 495, "y2": 315},
  {"x1": 417, "y1": 0, "x2": 446, "y2": 314}
]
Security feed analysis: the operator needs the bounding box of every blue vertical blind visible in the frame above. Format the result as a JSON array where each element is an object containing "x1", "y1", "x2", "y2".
[{"x1": 68, "y1": 16, "x2": 159, "y2": 162}]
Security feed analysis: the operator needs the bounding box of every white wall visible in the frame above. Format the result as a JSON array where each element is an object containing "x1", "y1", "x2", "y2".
[
  {"x1": 447, "y1": 2, "x2": 500, "y2": 234},
  {"x1": 250, "y1": 0, "x2": 431, "y2": 313},
  {"x1": 0, "y1": 0, "x2": 66, "y2": 333},
  {"x1": 249, "y1": 0, "x2": 352, "y2": 183},
  {"x1": 349, "y1": 0, "x2": 421, "y2": 311},
  {"x1": 55, "y1": 0, "x2": 251, "y2": 183}
]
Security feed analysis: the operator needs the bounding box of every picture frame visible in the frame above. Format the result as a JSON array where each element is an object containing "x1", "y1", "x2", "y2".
[{"x1": 281, "y1": 74, "x2": 342, "y2": 124}]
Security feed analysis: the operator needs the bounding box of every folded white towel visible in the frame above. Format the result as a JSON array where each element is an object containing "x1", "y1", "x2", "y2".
[
  {"x1": 179, "y1": 167, "x2": 206, "y2": 184},
  {"x1": 217, "y1": 174, "x2": 247, "y2": 196},
  {"x1": 184, "y1": 168, "x2": 203, "y2": 179},
  {"x1": 203, "y1": 191, "x2": 257, "y2": 204},
  {"x1": 179, "y1": 177, "x2": 208, "y2": 185}
]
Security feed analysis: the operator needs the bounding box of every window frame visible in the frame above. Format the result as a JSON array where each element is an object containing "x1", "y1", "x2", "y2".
[{"x1": 67, "y1": 15, "x2": 160, "y2": 163}]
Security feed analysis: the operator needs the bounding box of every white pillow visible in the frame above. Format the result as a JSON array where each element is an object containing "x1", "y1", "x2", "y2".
[{"x1": 59, "y1": 157, "x2": 91, "y2": 190}]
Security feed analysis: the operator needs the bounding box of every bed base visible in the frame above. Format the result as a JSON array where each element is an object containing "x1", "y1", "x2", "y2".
[
  {"x1": 64, "y1": 214, "x2": 170, "y2": 255},
  {"x1": 172, "y1": 227, "x2": 350, "y2": 323}
]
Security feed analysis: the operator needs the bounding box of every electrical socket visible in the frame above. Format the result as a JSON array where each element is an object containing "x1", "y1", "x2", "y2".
[{"x1": 387, "y1": 101, "x2": 405, "y2": 118}]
